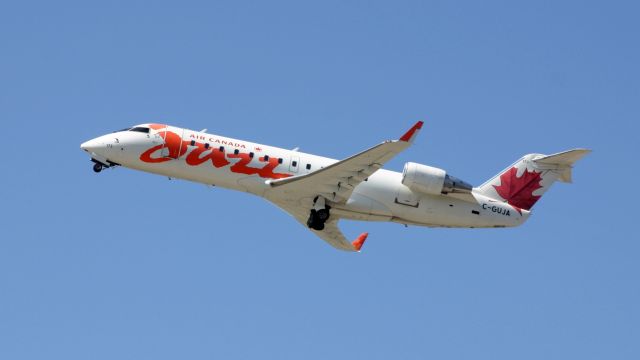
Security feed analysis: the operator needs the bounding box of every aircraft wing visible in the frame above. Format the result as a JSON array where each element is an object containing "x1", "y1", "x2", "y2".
[
  {"x1": 272, "y1": 201, "x2": 368, "y2": 252},
  {"x1": 265, "y1": 121, "x2": 423, "y2": 251},
  {"x1": 266, "y1": 121, "x2": 423, "y2": 204}
]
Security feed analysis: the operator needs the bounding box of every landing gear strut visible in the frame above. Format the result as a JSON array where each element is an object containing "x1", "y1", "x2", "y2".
[{"x1": 307, "y1": 197, "x2": 331, "y2": 231}]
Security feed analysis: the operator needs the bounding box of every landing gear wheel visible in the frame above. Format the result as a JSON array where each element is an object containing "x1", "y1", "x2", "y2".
[
  {"x1": 316, "y1": 208, "x2": 330, "y2": 222},
  {"x1": 307, "y1": 208, "x2": 330, "y2": 231},
  {"x1": 93, "y1": 163, "x2": 103, "y2": 173},
  {"x1": 307, "y1": 210, "x2": 318, "y2": 228}
]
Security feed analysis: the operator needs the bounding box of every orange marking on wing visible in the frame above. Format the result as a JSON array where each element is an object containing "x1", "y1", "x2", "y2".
[
  {"x1": 399, "y1": 121, "x2": 423, "y2": 142},
  {"x1": 352, "y1": 232, "x2": 368, "y2": 251}
]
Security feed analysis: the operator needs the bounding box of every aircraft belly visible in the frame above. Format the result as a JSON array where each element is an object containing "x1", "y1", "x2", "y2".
[
  {"x1": 410, "y1": 194, "x2": 527, "y2": 228},
  {"x1": 126, "y1": 158, "x2": 243, "y2": 190},
  {"x1": 353, "y1": 173, "x2": 524, "y2": 228},
  {"x1": 237, "y1": 175, "x2": 269, "y2": 195}
]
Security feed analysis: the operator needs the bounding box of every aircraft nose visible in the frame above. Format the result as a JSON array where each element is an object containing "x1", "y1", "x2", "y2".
[{"x1": 80, "y1": 138, "x2": 104, "y2": 153}]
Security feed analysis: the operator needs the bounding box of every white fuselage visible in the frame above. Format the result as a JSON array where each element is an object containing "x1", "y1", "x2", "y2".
[{"x1": 81, "y1": 124, "x2": 528, "y2": 229}]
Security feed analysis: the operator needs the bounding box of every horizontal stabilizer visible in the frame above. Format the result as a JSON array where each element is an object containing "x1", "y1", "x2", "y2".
[
  {"x1": 533, "y1": 148, "x2": 591, "y2": 183},
  {"x1": 534, "y1": 148, "x2": 591, "y2": 166}
]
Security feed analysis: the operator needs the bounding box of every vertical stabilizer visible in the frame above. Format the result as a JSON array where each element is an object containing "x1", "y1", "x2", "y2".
[{"x1": 476, "y1": 149, "x2": 590, "y2": 211}]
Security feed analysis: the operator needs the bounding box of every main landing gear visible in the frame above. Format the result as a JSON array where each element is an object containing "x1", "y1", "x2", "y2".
[
  {"x1": 93, "y1": 163, "x2": 104, "y2": 173},
  {"x1": 307, "y1": 197, "x2": 331, "y2": 231}
]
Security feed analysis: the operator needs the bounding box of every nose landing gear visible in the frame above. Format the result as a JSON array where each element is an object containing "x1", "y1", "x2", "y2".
[{"x1": 90, "y1": 159, "x2": 119, "y2": 173}]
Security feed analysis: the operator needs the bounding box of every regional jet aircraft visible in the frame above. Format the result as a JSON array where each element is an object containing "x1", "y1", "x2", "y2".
[{"x1": 80, "y1": 122, "x2": 589, "y2": 251}]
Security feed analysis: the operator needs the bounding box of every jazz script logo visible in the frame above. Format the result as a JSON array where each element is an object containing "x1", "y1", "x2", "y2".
[{"x1": 140, "y1": 124, "x2": 292, "y2": 180}]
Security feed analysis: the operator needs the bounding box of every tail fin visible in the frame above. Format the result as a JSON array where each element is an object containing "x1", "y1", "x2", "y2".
[{"x1": 476, "y1": 149, "x2": 590, "y2": 211}]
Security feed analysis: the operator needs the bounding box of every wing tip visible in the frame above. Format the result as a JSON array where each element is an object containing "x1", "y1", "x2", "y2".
[
  {"x1": 352, "y1": 232, "x2": 369, "y2": 252},
  {"x1": 399, "y1": 121, "x2": 424, "y2": 142}
]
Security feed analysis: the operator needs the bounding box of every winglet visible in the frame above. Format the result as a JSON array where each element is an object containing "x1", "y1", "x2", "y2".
[
  {"x1": 352, "y1": 232, "x2": 368, "y2": 252},
  {"x1": 399, "y1": 121, "x2": 424, "y2": 142}
]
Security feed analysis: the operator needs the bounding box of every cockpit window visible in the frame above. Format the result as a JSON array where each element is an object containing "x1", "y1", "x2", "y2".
[
  {"x1": 130, "y1": 127, "x2": 150, "y2": 133},
  {"x1": 113, "y1": 128, "x2": 131, "y2": 133}
]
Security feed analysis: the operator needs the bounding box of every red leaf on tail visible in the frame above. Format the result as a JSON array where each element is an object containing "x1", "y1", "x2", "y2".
[{"x1": 493, "y1": 167, "x2": 543, "y2": 211}]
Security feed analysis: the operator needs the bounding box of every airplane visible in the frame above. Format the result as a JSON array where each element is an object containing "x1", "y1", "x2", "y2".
[{"x1": 80, "y1": 122, "x2": 589, "y2": 252}]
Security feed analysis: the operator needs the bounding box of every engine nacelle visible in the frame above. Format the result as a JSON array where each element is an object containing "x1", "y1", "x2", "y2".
[{"x1": 401, "y1": 162, "x2": 473, "y2": 195}]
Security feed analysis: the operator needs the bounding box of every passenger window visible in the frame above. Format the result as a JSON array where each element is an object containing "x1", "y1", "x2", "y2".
[
  {"x1": 264, "y1": 155, "x2": 269, "y2": 161},
  {"x1": 219, "y1": 146, "x2": 224, "y2": 152},
  {"x1": 292, "y1": 161, "x2": 297, "y2": 167},
  {"x1": 306, "y1": 164, "x2": 311, "y2": 170},
  {"x1": 278, "y1": 158, "x2": 283, "y2": 164},
  {"x1": 190, "y1": 140, "x2": 196, "y2": 146},
  {"x1": 234, "y1": 149, "x2": 239, "y2": 155},
  {"x1": 249, "y1": 152, "x2": 254, "y2": 158},
  {"x1": 204, "y1": 143, "x2": 210, "y2": 149}
]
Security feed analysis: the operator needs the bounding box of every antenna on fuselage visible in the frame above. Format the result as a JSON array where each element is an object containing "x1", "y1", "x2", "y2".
[
  {"x1": 292, "y1": 147, "x2": 299, "y2": 152},
  {"x1": 200, "y1": 128, "x2": 208, "y2": 133}
]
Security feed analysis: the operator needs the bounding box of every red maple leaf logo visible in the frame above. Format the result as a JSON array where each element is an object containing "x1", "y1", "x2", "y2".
[{"x1": 493, "y1": 167, "x2": 543, "y2": 212}]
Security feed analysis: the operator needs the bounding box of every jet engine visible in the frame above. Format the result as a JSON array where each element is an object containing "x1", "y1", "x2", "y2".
[{"x1": 401, "y1": 162, "x2": 473, "y2": 195}]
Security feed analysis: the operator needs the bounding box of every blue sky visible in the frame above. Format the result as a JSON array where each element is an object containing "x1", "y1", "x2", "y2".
[{"x1": 1, "y1": 1, "x2": 638, "y2": 359}]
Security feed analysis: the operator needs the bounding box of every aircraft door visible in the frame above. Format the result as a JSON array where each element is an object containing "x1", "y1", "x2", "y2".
[{"x1": 159, "y1": 127, "x2": 185, "y2": 159}]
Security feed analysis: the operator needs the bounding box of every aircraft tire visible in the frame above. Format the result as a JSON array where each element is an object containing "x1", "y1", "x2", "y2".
[
  {"x1": 316, "y1": 208, "x2": 330, "y2": 222},
  {"x1": 93, "y1": 163, "x2": 103, "y2": 173},
  {"x1": 307, "y1": 209, "x2": 317, "y2": 228},
  {"x1": 307, "y1": 209, "x2": 326, "y2": 231}
]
